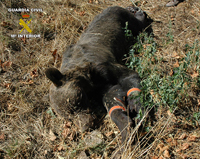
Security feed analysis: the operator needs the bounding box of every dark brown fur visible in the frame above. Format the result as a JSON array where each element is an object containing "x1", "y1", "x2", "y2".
[{"x1": 45, "y1": 6, "x2": 152, "y2": 142}]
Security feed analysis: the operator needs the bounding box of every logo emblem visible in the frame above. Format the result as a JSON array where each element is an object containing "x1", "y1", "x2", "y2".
[{"x1": 19, "y1": 14, "x2": 32, "y2": 33}]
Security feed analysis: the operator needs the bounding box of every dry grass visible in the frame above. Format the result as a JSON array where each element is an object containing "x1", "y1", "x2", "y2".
[{"x1": 0, "y1": 0, "x2": 200, "y2": 158}]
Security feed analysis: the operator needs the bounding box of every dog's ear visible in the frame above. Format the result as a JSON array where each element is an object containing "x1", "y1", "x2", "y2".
[{"x1": 45, "y1": 68, "x2": 64, "y2": 87}]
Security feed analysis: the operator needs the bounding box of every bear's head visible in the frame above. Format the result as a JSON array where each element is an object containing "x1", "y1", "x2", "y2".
[{"x1": 45, "y1": 68, "x2": 91, "y2": 117}]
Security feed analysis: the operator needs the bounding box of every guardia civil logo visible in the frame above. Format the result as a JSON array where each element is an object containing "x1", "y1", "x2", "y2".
[
  {"x1": 9, "y1": 8, "x2": 42, "y2": 38},
  {"x1": 19, "y1": 14, "x2": 32, "y2": 33}
]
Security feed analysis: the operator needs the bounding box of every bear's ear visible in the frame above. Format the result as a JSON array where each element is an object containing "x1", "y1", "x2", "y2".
[{"x1": 45, "y1": 68, "x2": 64, "y2": 87}]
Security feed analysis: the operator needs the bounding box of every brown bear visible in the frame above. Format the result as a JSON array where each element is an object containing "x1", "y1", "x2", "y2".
[{"x1": 45, "y1": 6, "x2": 151, "y2": 142}]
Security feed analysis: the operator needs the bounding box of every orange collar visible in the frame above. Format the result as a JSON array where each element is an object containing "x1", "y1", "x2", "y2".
[
  {"x1": 127, "y1": 87, "x2": 141, "y2": 96},
  {"x1": 109, "y1": 105, "x2": 126, "y2": 116}
]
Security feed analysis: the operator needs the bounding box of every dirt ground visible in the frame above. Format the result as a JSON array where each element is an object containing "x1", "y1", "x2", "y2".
[{"x1": 0, "y1": 0, "x2": 200, "y2": 158}]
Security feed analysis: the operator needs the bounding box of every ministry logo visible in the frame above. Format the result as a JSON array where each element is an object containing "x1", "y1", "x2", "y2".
[
  {"x1": 19, "y1": 14, "x2": 32, "y2": 33},
  {"x1": 9, "y1": 8, "x2": 42, "y2": 38}
]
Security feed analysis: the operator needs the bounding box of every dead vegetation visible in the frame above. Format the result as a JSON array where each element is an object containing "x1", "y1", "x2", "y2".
[{"x1": 0, "y1": 0, "x2": 200, "y2": 158}]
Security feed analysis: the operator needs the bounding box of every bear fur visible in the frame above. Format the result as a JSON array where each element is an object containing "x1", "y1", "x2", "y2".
[{"x1": 45, "y1": 6, "x2": 151, "y2": 142}]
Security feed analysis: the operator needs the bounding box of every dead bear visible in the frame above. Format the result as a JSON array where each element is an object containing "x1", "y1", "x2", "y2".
[{"x1": 45, "y1": 6, "x2": 151, "y2": 142}]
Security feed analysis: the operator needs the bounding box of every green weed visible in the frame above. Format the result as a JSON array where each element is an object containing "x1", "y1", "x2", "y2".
[
  {"x1": 4, "y1": 139, "x2": 20, "y2": 158},
  {"x1": 89, "y1": 143, "x2": 107, "y2": 154},
  {"x1": 166, "y1": 20, "x2": 174, "y2": 43},
  {"x1": 125, "y1": 30, "x2": 200, "y2": 119},
  {"x1": 193, "y1": 110, "x2": 200, "y2": 125}
]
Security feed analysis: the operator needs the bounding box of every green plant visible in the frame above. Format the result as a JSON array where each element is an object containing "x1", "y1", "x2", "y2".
[
  {"x1": 193, "y1": 110, "x2": 200, "y2": 125},
  {"x1": 89, "y1": 143, "x2": 107, "y2": 155},
  {"x1": 125, "y1": 29, "x2": 200, "y2": 118},
  {"x1": 166, "y1": 19, "x2": 174, "y2": 43},
  {"x1": 123, "y1": 21, "x2": 133, "y2": 41}
]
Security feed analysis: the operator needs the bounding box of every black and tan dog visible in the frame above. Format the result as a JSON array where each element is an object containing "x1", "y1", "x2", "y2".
[{"x1": 45, "y1": 6, "x2": 151, "y2": 143}]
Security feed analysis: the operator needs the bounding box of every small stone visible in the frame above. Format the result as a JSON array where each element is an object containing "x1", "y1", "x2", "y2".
[
  {"x1": 84, "y1": 130, "x2": 103, "y2": 147},
  {"x1": 166, "y1": 0, "x2": 180, "y2": 7},
  {"x1": 77, "y1": 151, "x2": 89, "y2": 159},
  {"x1": 74, "y1": 113, "x2": 95, "y2": 132}
]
